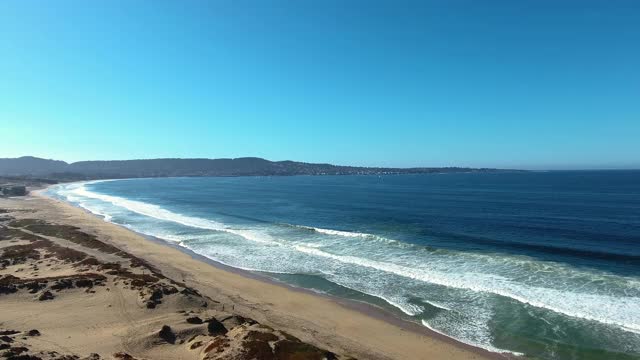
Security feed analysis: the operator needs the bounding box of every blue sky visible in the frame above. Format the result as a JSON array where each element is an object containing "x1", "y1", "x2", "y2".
[{"x1": 1, "y1": 0, "x2": 638, "y2": 169}]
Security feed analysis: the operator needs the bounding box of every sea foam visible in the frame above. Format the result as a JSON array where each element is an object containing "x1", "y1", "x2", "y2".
[
  {"x1": 65, "y1": 182, "x2": 281, "y2": 246},
  {"x1": 292, "y1": 245, "x2": 640, "y2": 333}
]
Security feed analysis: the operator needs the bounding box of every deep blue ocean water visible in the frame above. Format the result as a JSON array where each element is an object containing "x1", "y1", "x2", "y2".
[{"x1": 48, "y1": 171, "x2": 640, "y2": 359}]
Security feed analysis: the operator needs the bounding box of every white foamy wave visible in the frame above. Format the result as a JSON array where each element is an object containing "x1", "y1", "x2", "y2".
[
  {"x1": 225, "y1": 228, "x2": 279, "y2": 245},
  {"x1": 293, "y1": 225, "x2": 401, "y2": 245},
  {"x1": 311, "y1": 227, "x2": 372, "y2": 238},
  {"x1": 70, "y1": 184, "x2": 226, "y2": 230},
  {"x1": 73, "y1": 200, "x2": 113, "y2": 222},
  {"x1": 425, "y1": 300, "x2": 452, "y2": 311},
  {"x1": 293, "y1": 245, "x2": 640, "y2": 333},
  {"x1": 368, "y1": 294, "x2": 424, "y2": 316},
  {"x1": 149, "y1": 233, "x2": 190, "y2": 243},
  {"x1": 388, "y1": 300, "x2": 424, "y2": 316},
  {"x1": 191, "y1": 245, "x2": 308, "y2": 275},
  {"x1": 61, "y1": 182, "x2": 281, "y2": 246},
  {"x1": 422, "y1": 320, "x2": 525, "y2": 356},
  {"x1": 323, "y1": 277, "x2": 425, "y2": 316}
]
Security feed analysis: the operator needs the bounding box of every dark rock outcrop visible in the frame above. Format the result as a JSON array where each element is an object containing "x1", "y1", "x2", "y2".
[
  {"x1": 50, "y1": 279, "x2": 74, "y2": 291},
  {"x1": 112, "y1": 353, "x2": 137, "y2": 360},
  {"x1": 186, "y1": 316, "x2": 203, "y2": 324},
  {"x1": 37, "y1": 291, "x2": 54, "y2": 301},
  {"x1": 0, "y1": 335, "x2": 13, "y2": 343},
  {"x1": 158, "y1": 325, "x2": 175, "y2": 344},
  {"x1": 0, "y1": 331, "x2": 19, "y2": 336},
  {"x1": 206, "y1": 318, "x2": 227, "y2": 336},
  {"x1": 0, "y1": 283, "x2": 18, "y2": 295}
]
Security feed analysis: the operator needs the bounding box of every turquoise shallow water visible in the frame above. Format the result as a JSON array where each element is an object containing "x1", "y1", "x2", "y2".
[{"x1": 48, "y1": 172, "x2": 640, "y2": 359}]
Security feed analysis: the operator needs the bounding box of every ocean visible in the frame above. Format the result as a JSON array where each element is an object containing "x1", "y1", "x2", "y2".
[{"x1": 47, "y1": 171, "x2": 640, "y2": 359}]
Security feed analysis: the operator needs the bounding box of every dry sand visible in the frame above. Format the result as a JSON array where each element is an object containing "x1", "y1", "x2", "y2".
[{"x1": 0, "y1": 192, "x2": 509, "y2": 360}]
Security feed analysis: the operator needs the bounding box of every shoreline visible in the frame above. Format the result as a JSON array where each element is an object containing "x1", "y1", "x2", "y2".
[
  {"x1": 135, "y1": 231, "x2": 514, "y2": 358},
  {"x1": 33, "y1": 186, "x2": 511, "y2": 359}
]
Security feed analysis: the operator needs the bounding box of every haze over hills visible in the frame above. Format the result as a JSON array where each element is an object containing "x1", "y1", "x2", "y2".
[{"x1": 0, "y1": 156, "x2": 508, "y2": 180}]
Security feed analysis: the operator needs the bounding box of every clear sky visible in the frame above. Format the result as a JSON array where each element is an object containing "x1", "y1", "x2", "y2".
[{"x1": 1, "y1": 0, "x2": 639, "y2": 169}]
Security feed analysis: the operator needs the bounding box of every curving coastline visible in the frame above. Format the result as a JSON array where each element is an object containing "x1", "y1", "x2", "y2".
[{"x1": 0, "y1": 187, "x2": 510, "y2": 359}]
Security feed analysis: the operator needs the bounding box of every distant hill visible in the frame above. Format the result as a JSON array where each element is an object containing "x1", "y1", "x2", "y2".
[
  {"x1": 0, "y1": 156, "x2": 68, "y2": 176},
  {"x1": 0, "y1": 156, "x2": 510, "y2": 180}
]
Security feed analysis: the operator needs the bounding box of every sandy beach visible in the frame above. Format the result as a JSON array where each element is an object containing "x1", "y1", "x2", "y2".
[{"x1": 0, "y1": 190, "x2": 506, "y2": 360}]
